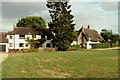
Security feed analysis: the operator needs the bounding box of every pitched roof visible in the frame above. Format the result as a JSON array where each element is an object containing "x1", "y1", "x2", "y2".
[
  {"x1": 79, "y1": 27, "x2": 104, "y2": 42},
  {"x1": 0, "y1": 32, "x2": 8, "y2": 43},
  {"x1": 7, "y1": 27, "x2": 54, "y2": 37},
  {"x1": 7, "y1": 27, "x2": 39, "y2": 35}
]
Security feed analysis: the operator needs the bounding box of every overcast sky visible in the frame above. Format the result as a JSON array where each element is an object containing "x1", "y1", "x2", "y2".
[{"x1": 0, "y1": 0, "x2": 119, "y2": 34}]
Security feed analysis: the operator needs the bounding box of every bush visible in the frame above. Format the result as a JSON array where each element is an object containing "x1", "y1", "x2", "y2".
[
  {"x1": 68, "y1": 45, "x2": 80, "y2": 51},
  {"x1": 112, "y1": 42, "x2": 118, "y2": 47},
  {"x1": 26, "y1": 48, "x2": 38, "y2": 52},
  {"x1": 92, "y1": 43, "x2": 110, "y2": 49},
  {"x1": 44, "y1": 48, "x2": 56, "y2": 52}
]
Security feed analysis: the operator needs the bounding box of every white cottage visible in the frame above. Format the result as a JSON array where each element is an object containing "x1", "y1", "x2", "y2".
[
  {"x1": 5, "y1": 27, "x2": 53, "y2": 52},
  {"x1": 77, "y1": 25, "x2": 105, "y2": 49}
]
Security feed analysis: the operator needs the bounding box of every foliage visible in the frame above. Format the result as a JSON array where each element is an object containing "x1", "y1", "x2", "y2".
[
  {"x1": 26, "y1": 48, "x2": 38, "y2": 52},
  {"x1": 25, "y1": 37, "x2": 46, "y2": 49},
  {"x1": 112, "y1": 42, "x2": 119, "y2": 47},
  {"x1": 101, "y1": 32, "x2": 112, "y2": 42},
  {"x1": 68, "y1": 45, "x2": 80, "y2": 51},
  {"x1": 101, "y1": 32, "x2": 119, "y2": 43},
  {"x1": 46, "y1": 1, "x2": 75, "y2": 51},
  {"x1": 92, "y1": 43, "x2": 110, "y2": 49},
  {"x1": 3, "y1": 50, "x2": 118, "y2": 78},
  {"x1": 44, "y1": 48, "x2": 56, "y2": 52},
  {"x1": 72, "y1": 31, "x2": 78, "y2": 41},
  {"x1": 16, "y1": 16, "x2": 46, "y2": 29}
]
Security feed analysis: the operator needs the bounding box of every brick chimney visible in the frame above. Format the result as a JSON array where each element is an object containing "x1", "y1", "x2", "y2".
[
  {"x1": 87, "y1": 25, "x2": 90, "y2": 31},
  {"x1": 82, "y1": 25, "x2": 84, "y2": 33}
]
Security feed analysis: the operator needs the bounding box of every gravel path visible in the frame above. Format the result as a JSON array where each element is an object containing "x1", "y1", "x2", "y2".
[{"x1": 0, "y1": 52, "x2": 8, "y2": 63}]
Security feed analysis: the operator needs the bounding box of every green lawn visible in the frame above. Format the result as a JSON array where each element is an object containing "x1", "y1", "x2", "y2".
[{"x1": 2, "y1": 50, "x2": 118, "y2": 78}]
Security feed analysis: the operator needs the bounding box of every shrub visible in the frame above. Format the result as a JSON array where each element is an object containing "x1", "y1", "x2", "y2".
[
  {"x1": 26, "y1": 48, "x2": 38, "y2": 52},
  {"x1": 92, "y1": 43, "x2": 110, "y2": 49},
  {"x1": 112, "y1": 42, "x2": 118, "y2": 47},
  {"x1": 68, "y1": 45, "x2": 80, "y2": 51},
  {"x1": 44, "y1": 48, "x2": 56, "y2": 52}
]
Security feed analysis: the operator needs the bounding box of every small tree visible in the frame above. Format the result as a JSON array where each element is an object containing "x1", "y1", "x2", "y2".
[
  {"x1": 46, "y1": 1, "x2": 75, "y2": 51},
  {"x1": 101, "y1": 32, "x2": 112, "y2": 42},
  {"x1": 101, "y1": 32, "x2": 119, "y2": 43}
]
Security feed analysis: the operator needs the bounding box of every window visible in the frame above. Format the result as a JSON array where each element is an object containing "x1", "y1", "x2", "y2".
[
  {"x1": 19, "y1": 35, "x2": 25, "y2": 39},
  {"x1": 47, "y1": 36, "x2": 51, "y2": 40},
  {"x1": 41, "y1": 35, "x2": 45, "y2": 38},
  {"x1": 46, "y1": 43, "x2": 50, "y2": 47},
  {"x1": 9, "y1": 35, "x2": 13, "y2": 39},
  {"x1": 25, "y1": 43, "x2": 28, "y2": 47},
  {"x1": 19, "y1": 43, "x2": 24, "y2": 47},
  {"x1": 9, "y1": 43, "x2": 13, "y2": 47}
]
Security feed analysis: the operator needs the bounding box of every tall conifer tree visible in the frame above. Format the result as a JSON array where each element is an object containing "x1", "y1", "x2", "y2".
[{"x1": 46, "y1": 0, "x2": 75, "y2": 51}]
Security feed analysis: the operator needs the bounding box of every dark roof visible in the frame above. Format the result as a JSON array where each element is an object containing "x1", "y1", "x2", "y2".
[
  {"x1": 7, "y1": 27, "x2": 39, "y2": 35},
  {"x1": 0, "y1": 32, "x2": 8, "y2": 43},
  {"x1": 7, "y1": 27, "x2": 54, "y2": 37},
  {"x1": 79, "y1": 28, "x2": 104, "y2": 42}
]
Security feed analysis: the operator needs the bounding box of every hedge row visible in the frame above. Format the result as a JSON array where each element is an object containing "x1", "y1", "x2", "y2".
[
  {"x1": 69, "y1": 42, "x2": 119, "y2": 50},
  {"x1": 69, "y1": 45, "x2": 80, "y2": 51},
  {"x1": 92, "y1": 43, "x2": 110, "y2": 49},
  {"x1": 112, "y1": 42, "x2": 119, "y2": 47},
  {"x1": 93, "y1": 42, "x2": 118, "y2": 49}
]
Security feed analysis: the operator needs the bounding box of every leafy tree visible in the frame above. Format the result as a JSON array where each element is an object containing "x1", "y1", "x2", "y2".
[
  {"x1": 101, "y1": 32, "x2": 112, "y2": 42},
  {"x1": 16, "y1": 16, "x2": 46, "y2": 29},
  {"x1": 101, "y1": 32, "x2": 119, "y2": 43},
  {"x1": 46, "y1": 1, "x2": 75, "y2": 51}
]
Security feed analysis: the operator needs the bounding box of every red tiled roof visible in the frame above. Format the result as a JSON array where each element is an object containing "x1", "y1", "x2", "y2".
[{"x1": 0, "y1": 32, "x2": 8, "y2": 43}]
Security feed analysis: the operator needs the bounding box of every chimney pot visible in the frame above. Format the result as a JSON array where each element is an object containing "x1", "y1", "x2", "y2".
[
  {"x1": 82, "y1": 25, "x2": 84, "y2": 33},
  {"x1": 87, "y1": 25, "x2": 90, "y2": 31}
]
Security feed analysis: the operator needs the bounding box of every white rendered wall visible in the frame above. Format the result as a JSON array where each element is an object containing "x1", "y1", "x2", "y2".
[{"x1": 7, "y1": 34, "x2": 53, "y2": 49}]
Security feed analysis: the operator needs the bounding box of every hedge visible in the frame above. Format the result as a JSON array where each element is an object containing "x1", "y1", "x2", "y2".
[
  {"x1": 112, "y1": 42, "x2": 118, "y2": 47},
  {"x1": 69, "y1": 45, "x2": 80, "y2": 51},
  {"x1": 92, "y1": 43, "x2": 110, "y2": 49}
]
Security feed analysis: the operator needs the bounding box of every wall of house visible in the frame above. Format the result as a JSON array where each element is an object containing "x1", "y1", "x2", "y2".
[
  {"x1": 77, "y1": 32, "x2": 87, "y2": 45},
  {"x1": 71, "y1": 41, "x2": 77, "y2": 45},
  {"x1": 7, "y1": 34, "x2": 53, "y2": 50},
  {"x1": 7, "y1": 34, "x2": 30, "y2": 50}
]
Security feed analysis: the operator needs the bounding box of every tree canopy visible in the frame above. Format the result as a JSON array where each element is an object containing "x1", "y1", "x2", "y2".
[
  {"x1": 16, "y1": 16, "x2": 46, "y2": 29},
  {"x1": 46, "y1": 1, "x2": 75, "y2": 51},
  {"x1": 101, "y1": 32, "x2": 119, "y2": 43}
]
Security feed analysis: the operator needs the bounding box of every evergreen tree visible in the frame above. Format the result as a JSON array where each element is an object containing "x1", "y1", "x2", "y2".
[{"x1": 46, "y1": 1, "x2": 75, "y2": 51}]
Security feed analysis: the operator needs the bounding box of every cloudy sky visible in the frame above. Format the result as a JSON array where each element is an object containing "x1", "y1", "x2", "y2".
[{"x1": 0, "y1": 0, "x2": 119, "y2": 34}]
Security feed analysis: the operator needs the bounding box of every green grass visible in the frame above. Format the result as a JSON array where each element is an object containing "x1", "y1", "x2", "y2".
[{"x1": 2, "y1": 50, "x2": 118, "y2": 78}]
